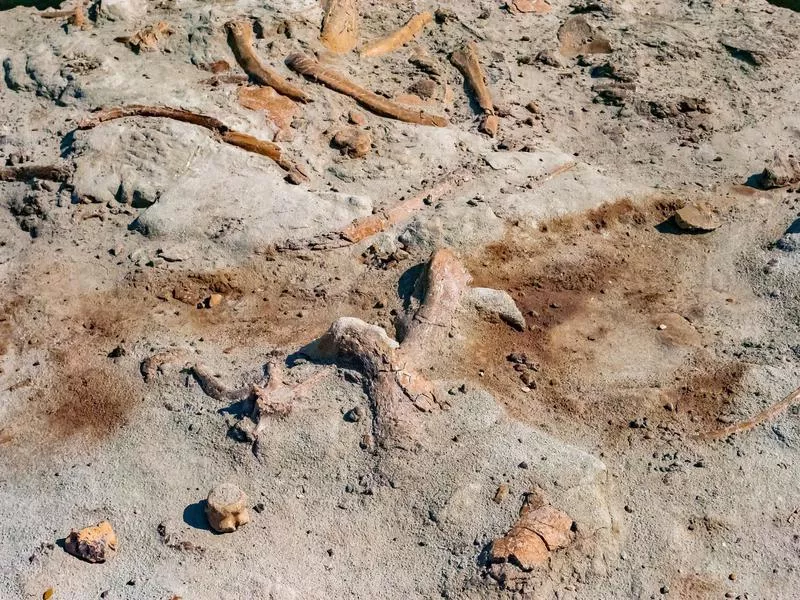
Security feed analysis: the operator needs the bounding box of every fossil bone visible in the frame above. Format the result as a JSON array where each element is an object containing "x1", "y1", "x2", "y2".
[
  {"x1": 701, "y1": 383, "x2": 800, "y2": 440},
  {"x1": 320, "y1": 0, "x2": 360, "y2": 53},
  {"x1": 40, "y1": 1, "x2": 86, "y2": 28},
  {"x1": 225, "y1": 20, "x2": 312, "y2": 103},
  {"x1": 450, "y1": 41, "x2": 498, "y2": 136},
  {"x1": 205, "y1": 483, "x2": 249, "y2": 533},
  {"x1": 360, "y1": 12, "x2": 433, "y2": 58},
  {"x1": 114, "y1": 21, "x2": 174, "y2": 53},
  {"x1": 77, "y1": 105, "x2": 308, "y2": 183},
  {"x1": 286, "y1": 53, "x2": 448, "y2": 127},
  {"x1": 304, "y1": 248, "x2": 524, "y2": 448}
]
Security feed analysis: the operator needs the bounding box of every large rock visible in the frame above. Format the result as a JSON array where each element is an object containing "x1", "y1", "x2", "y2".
[
  {"x1": 70, "y1": 121, "x2": 374, "y2": 252},
  {"x1": 760, "y1": 152, "x2": 800, "y2": 189},
  {"x1": 98, "y1": 0, "x2": 148, "y2": 21},
  {"x1": 674, "y1": 202, "x2": 720, "y2": 232}
]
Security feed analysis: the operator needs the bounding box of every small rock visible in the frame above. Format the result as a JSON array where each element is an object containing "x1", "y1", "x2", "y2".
[
  {"x1": 64, "y1": 521, "x2": 118, "y2": 563},
  {"x1": 673, "y1": 202, "x2": 720, "y2": 232},
  {"x1": 107, "y1": 346, "x2": 126, "y2": 358},
  {"x1": 204, "y1": 294, "x2": 224, "y2": 309},
  {"x1": 493, "y1": 484, "x2": 510, "y2": 504},
  {"x1": 344, "y1": 406, "x2": 364, "y2": 422},
  {"x1": 535, "y1": 49, "x2": 563, "y2": 67},
  {"x1": 348, "y1": 110, "x2": 367, "y2": 126},
  {"x1": 507, "y1": 352, "x2": 528, "y2": 364},
  {"x1": 157, "y1": 247, "x2": 188, "y2": 262},
  {"x1": 331, "y1": 128, "x2": 372, "y2": 158},
  {"x1": 407, "y1": 78, "x2": 438, "y2": 100},
  {"x1": 205, "y1": 483, "x2": 250, "y2": 533},
  {"x1": 558, "y1": 15, "x2": 612, "y2": 58}
]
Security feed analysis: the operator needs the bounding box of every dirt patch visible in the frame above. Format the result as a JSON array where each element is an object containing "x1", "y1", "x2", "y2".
[
  {"x1": 45, "y1": 357, "x2": 140, "y2": 441},
  {"x1": 461, "y1": 195, "x2": 735, "y2": 438}
]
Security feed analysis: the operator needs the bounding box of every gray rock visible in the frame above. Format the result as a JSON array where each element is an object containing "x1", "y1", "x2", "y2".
[
  {"x1": 466, "y1": 287, "x2": 526, "y2": 330},
  {"x1": 760, "y1": 152, "x2": 800, "y2": 189},
  {"x1": 98, "y1": 0, "x2": 148, "y2": 21}
]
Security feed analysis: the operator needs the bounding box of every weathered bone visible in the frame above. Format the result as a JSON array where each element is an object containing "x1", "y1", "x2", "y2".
[
  {"x1": 450, "y1": 42, "x2": 499, "y2": 136},
  {"x1": 191, "y1": 363, "x2": 255, "y2": 402},
  {"x1": 360, "y1": 12, "x2": 433, "y2": 58},
  {"x1": 41, "y1": 1, "x2": 86, "y2": 28},
  {"x1": 286, "y1": 53, "x2": 448, "y2": 127},
  {"x1": 225, "y1": 20, "x2": 312, "y2": 103},
  {"x1": 140, "y1": 349, "x2": 189, "y2": 383},
  {"x1": 320, "y1": 0, "x2": 360, "y2": 53},
  {"x1": 304, "y1": 248, "x2": 525, "y2": 448},
  {"x1": 77, "y1": 105, "x2": 308, "y2": 183},
  {"x1": 115, "y1": 21, "x2": 174, "y2": 53},
  {"x1": 490, "y1": 489, "x2": 574, "y2": 570},
  {"x1": 339, "y1": 170, "x2": 463, "y2": 244},
  {"x1": 188, "y1": 359, "x2": 327, "y2": 446}
]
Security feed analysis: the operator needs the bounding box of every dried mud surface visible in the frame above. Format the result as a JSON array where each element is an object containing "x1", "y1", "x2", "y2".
[{"x1": 2, "y1": 0, "x2": 800, "y2": 598}]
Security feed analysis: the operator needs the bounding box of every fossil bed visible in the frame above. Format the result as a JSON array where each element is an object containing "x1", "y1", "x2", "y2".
[{"x1": 1, "y1": 0, "x2": 800, "y2": 598}]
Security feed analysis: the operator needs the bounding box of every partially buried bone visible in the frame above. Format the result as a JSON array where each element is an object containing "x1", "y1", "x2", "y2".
[{"x1": 286, "y1": 53, "x2": 448, "y2": 127}]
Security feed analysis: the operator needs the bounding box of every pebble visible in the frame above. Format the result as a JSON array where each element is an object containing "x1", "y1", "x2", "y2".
[{"x1": 493, "y1": 484, "x2": 509, "y2": 503}]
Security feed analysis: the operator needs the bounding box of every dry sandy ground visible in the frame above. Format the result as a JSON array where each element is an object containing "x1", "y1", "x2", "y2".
[{"x1": 1, "y1": 0, "x2": 800, "y2": 598}]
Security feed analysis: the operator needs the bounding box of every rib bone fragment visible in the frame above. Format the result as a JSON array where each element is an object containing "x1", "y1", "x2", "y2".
[
  {"x1": 320, "y1": 0, "x2": 360, "y2": 53},
  {"x1": 360, "y1": 12, "x2": 433, "y2": 58},
  {"x1": 77, "y1": 105, "x2": 308, "y2": 183},
  {"x1": 286, "y1": 53, "x2": 448, "y2": 127},
  {"x1": 701, "y1": 384, "x2": 800, "y2": 440},
  {"x1": 225, "y1": 20, "x2": 312, "y2": 103}
]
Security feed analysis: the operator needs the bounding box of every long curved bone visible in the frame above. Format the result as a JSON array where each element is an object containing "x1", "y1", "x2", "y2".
[
  {"x1": 360, "y1": 12, "x2": 433, "y2": 58},
  {"x1": 286, "y1": 53, "x2": 448, "y2": 127},
  {"x1": 77, "y1": 105, "x2": 308, "y2": 183},
  {"x1": 225, "y1": 20, "x2": 312, "y2": 103}
]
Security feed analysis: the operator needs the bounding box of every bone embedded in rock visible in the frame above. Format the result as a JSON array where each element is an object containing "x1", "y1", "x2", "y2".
[
  {"x1": 285, "y1": 53, "x2": 448, "y2": 127},
  {"x1": 321, "y1": 0, "x2": 360, "y2": 53},
  {"x1": 225, "y1": 19, "x2": 312, "y2": 103}
]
